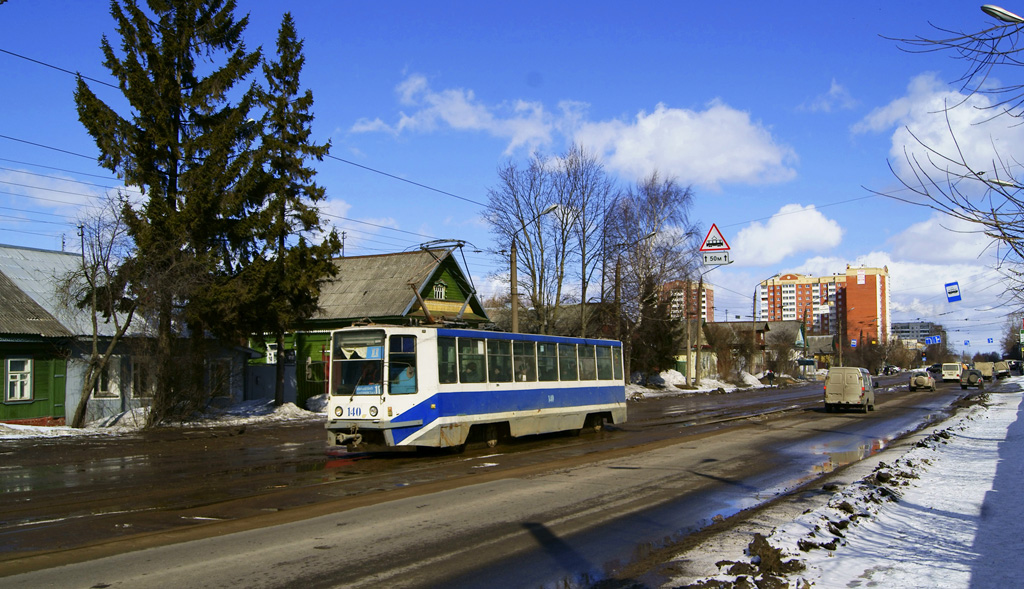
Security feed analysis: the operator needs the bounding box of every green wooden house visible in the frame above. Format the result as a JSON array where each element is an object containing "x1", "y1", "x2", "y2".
[
  {"x1": 1, "y1": 244, "x2": 254, "y2": 426},
  {"x1": 0, "y1": 261, "x2": 74, "y2": 425}
]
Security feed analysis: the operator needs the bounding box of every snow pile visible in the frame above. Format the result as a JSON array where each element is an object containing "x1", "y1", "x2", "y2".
[
  {"x1": 305, "y1": 393, "x2": 329, "y2": 413},
  {"x1": 199, "y1": 399, "x2": 321, "y2": 425},
  {"x1": 740, "y1": 371, "x2": 763, "y2": 387},
  {"x1": 677, "y1": 388, "x2": 1024, "y2": 589},
  {"x1": 0, "y1": 399, "x2": 323, "y2": 439},
  {"x1": 628, "y1": 370, "x2": 765, "y2": 400}
]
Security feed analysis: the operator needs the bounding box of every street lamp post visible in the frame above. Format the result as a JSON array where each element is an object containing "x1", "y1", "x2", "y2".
[{"x1": 510, "y1": 203, "x2": 558, "y2": 333}]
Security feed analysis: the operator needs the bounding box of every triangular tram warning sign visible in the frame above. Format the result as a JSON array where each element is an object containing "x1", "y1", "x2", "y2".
[{"x1": 699, "y1": 224, "x2": 730, "y2": 251}]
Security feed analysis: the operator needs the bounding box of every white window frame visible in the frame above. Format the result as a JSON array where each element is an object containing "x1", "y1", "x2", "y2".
[
  {"x1": 6, "y1": 358, "x2": 33, "y2": 402},
  {"x1": 433, "y1": 282, "x2": 447, "y2": 300},
  {"x1": 93, "y1": 357, "x2": 121, "y2": 399}
]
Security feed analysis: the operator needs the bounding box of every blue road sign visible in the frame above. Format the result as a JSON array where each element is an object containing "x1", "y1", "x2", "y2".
[{"x1": 945, "y1": 282, "x2": 962, "y2": 303}]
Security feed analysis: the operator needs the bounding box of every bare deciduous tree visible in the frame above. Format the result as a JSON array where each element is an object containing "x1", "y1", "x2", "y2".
[
  {"x1": 56, "y1": 194, "x2": 138, "y2": 428},
  {"x1": 487, "y1": 155, "x2": 565, "y2": 334},
  {"x1": 552, "y1": 144, "x2": 616, "y2": 337},
  {"x1": 888, "y1": 12, "x2": 1024, "y2": 303},
  {"x1": 606, "y1": 172, "x2": 701, "y2": 378}
]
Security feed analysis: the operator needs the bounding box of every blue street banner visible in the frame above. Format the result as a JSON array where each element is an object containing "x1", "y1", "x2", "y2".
[{"x1": 988, "y1": 338, "x2": 994, "y2": 344}]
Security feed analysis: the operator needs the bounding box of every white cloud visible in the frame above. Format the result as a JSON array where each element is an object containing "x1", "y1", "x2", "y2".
[
  {"x1": 731, "y1": 204, "x2": 843, "y2": 266},
  {"x1": 350, "y1": 74, "x2": 554, "y2": 154},
  {"x1": 854, "y1": 72, "x2": 1024, "y2": 179},
  {"x1": 888, "y1": 212, "x2": 995, "y2": 264},
  {"x1": 575, "y1": 101, "x2": 797, "y2": 189},
  {"x1": 352, "y1": 75, "x2": 797, "y2": 187},
  {"x1": 802, "y1": 78, "x2": 857, "y2": 113}
]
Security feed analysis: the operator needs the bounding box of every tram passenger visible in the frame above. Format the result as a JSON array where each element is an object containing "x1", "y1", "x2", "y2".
[{"x1": 461, "y1": 362, "x2": 480, "y2": 382}]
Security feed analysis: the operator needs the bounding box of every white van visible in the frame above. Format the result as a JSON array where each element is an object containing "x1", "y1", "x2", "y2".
[
  {"x1": 941, "y1": 363, "x2": 963, "y2": 382},
  {"x1": 824, "y1": 366, "x2": 876, "y2": 413}
]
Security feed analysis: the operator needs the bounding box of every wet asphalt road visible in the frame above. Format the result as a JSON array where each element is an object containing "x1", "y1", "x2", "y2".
[{"x1": 0, "y1": 375, "x2": 982, "y2": 585}]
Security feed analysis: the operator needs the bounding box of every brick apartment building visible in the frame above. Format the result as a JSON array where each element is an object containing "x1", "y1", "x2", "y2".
[
  {"x1": 757, "y1": 265, "x2": 890, "y2": 346},
  {"x1": 663, "y1": 279, "x2": 714, "y2": 322}
]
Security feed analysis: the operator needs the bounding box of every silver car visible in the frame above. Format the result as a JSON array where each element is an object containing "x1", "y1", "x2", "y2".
[{"x1": 908, "y1": 371, "x2": 936, "y2": 392}]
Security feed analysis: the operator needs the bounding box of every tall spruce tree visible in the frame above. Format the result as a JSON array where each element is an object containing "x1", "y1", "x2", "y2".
[
  {"x1": 75, "y1": 0, "x2": 261, "y2": 425},
  {"x1": 250, "y1": 13, "x2": 340, "y2": 406}
]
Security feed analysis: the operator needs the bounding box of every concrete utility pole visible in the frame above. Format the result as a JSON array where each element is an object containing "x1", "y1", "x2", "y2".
[{"x1": 510, "y1": 204, "x2": 558, "y2": 333}]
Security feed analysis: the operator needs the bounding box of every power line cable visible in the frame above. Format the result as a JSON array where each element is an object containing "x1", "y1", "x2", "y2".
[
  {"x1": 0, "y1": 134, "x2": 95, "y2": 160},
  {"x1": 0, "y1": 157, "x2": 117, "y2": 181},
  {"x1": 324, "y1": 154, "x2": 487, "y2": 207},
  {"x1": 0, "y1": 48, "x2": 119, "y2": 89}
]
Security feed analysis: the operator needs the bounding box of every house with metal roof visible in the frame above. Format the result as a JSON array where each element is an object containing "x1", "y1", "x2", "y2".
[
  {"x1": 311, "y1": 248, "x2": 489, "y2": 327},
  {"x1": 249, "y1": 248, "x2": 490, "y2": 407},
  {"x1": 0, "y1": 244, "x2": 251, "y2": 426}
]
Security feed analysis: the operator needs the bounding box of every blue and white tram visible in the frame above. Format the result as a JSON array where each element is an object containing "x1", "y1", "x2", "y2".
[{"x1": 325, "y1": 325, "x2": 626, "y2": 450}]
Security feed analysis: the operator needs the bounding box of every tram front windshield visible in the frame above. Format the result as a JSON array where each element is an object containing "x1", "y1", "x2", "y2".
[{"x1": 332, "y1": 330, "x2": 385, "y2": 396}]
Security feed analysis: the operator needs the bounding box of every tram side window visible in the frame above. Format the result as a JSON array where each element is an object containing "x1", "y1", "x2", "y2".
[
  {"x1": 612, "y1": 347, "x2": 623, "y2": 381},
  {"x1": 487, "y1": 340, "x2": 513, "y2": 382},
  {"x1": 596, "y1": 346, "x2": 613, "y2": 380},
  {"x1": 558, "y1": 343, "x2": 578, "y2": 381},
  {"x1": 537, "y1": 343, "x2": 558, "y2": 382},
  {"x1": 438, "y1": 337, "x2": 458, "y2": 384},
  {"x1": 513, "y1": 341, "x2": 537, "y2": 382},
  {"x1": 578, "y1": 344, "x2": 597, "y2": 380},
  {"x1": 458, "y1": 338, "x2": 486, "y2": 383},
  {"x1": 388, "y1": 335, "x2": 417, "y2": 394}
]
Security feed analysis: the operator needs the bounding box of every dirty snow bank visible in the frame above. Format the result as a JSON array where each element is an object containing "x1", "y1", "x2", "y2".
[
  {"x1": 671, "y1": 384, "x2": 1024, "y2": 589},
  {"x1": 0, "y1": 398, "x2": 323, "y2": 439},
  {"x1": 628, "y1": 369, "x2": 765, "y2": 400}
]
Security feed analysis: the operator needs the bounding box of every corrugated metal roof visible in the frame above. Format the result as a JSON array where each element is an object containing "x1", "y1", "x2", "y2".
[
  {"x1": 313, "y1": 249, "x2": 451, "y2": 321},
  {"x1": 0, "y1": 271, "x2": 72, "y2": 337},
  {"x1": 0, "y1": 244, "x2": 128, "y2": 337}
]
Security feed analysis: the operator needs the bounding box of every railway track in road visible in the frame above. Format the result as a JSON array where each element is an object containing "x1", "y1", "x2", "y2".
[{"x1": 0, "y1": 375, "x2": 954, "y2": 574}]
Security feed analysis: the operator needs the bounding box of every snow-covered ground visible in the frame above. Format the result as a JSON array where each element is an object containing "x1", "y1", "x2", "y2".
[{"x1": 668, "y1": 377, "x2": 1024, "y2": 589}]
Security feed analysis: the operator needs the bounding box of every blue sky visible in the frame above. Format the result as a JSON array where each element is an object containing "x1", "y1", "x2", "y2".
[{"x1": 1, "y1": 1, "x2": 1018, "y2": 353}]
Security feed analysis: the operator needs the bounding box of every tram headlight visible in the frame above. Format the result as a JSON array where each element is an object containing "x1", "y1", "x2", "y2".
[
  {"x1": 334, "y1": 406, "x2": 343, "y2": 417},
  {"x1": 369, "y1": 406, "x2": 378, "y2": 417}
]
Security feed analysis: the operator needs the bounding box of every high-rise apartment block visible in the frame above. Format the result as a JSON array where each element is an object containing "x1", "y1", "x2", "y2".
[
  {"x1": 757, "y1": 266, "x2": 890, "y2": 345},
  {"x1": 663, "y1": 280, "x2": 714, "y2": 322},
  {"x1": 891, "y1": 321, "x2": 940, "y2": 343}
]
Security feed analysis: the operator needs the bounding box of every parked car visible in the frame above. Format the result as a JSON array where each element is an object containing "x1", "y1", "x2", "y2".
[
  {"x1": 880, "y1": 365, "x2": 900, "y2": 375},
  {"x1": 908, "y1": 371, "x2": 936, "y2": 392},
  {"x1": 941, "y1": 363, "x2": 963, "y2": 382},
  {"x1": 994, "y1": 360, "x2": 1010, "y2": 379},
  {"x1": 960, "y1": 368, "x2": 985, "y2": 390},
  {"x1": 824, "y1": 366, "x2": 876, "y2": 413}
]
